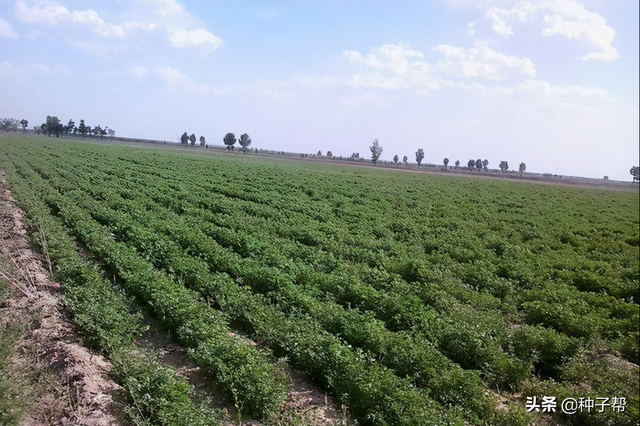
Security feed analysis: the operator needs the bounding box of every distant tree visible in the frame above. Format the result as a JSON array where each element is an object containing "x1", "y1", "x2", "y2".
[
  {"x1": 93, "y1": 125, "x2": 104, "y2": 138},
  {"x1": 180, "y1": 132, "x2": 189, "y2": 144},
  {"x1": 350, "y1": 152, "x2": 360, "y2": 160},
  {"x1": 604, "y1": 176, "x2": 609, "y2": 180},
  {"x1": 475, "y1": 159, "x2": 482, "y2": 170},
  {"x1": 415, "y1": 149, "x2": 425, "y2": 167},
  {"x1": 66, "y1": 119, "x2": 75, "y2": 135},
  {"x1": 20, "y1": 119, "x2": 28, "y2": 132},
  {"x1": 370, "y1": 139, "x2": 383, "y2": 165},
  {"x1": 499, "y1": 161, "x2": 509, "y2": 172},
  {"x1": 100, "y1": 126, "x2": 107, "y2": 138},
  {"x1": 443, "y1": 158, "x2": 449, "y2": 168},
  {"x1": 327, "y1": 151, "x2": 333, "y2": 159},
  {"x1": 403, "y1": 155, "x2": 408, "y2": 166},
  {"x1": 189, "y1": 133, "x2": 196, "y2": 145},
  {"x1": 393, "y1": 155, "x2": 399, "y2": 164},
  {"x1": 239, "y1": 133, "x2": 252, "y2": 152},
  {"x1": 33, "y1": 125, "x2": 40, "y2": 134},
  {"x1": 1, "y1": 118, "x2": 19, "y2": 132},
  {"x1": 317, "y1": 150, "x2": 322, "y2": 157},
  {"x1": 482, "y1": 159, "x2": 489, "y2": 171},
  {"x1": 107, "y1": 128, "x2": 115, "y2": 137},
  {"x1": 223, "y1": 132, "x2": 236, "y2": 151},
  {"x1": 86, "y1": 125, "x2": 92, "y2": 136},
  {"x1": 40, "y1": 123, "x2": 47, "y2": 134},
  {"x1": 630, "y1": 166, "x2": 639, "y2": 183},
  {"x1": 45, "y1": 116, "x2": 63, "y2": 137},
  {"x1": 76, "y1": 119, "x2": 87, "y2": 137},
  {"x1": 199, "y1": 135, "x2": 206, "y2": 146},
  {"x1": 519, "y1": 162, "x2": 526, "y2": 174},
  {"x1": 455, "y1": 160, "x2": 460, "y2": 170},
  {"x1": 467, "y1": 159, "x2": 475, "y2": 170}
]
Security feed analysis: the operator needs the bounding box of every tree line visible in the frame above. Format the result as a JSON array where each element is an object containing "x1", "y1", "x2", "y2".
[
  {"x1": 0, "y1": 118, "x2": 29, "y2": 132},
  {"x1": 369, "y1": 139, "x2": 527, "y2": 173},
  {"x1": 1, "y1": 116, "x2": 115, "y2": 138},
  {"x1": 178, "y1": 131, "x2": 253, "y2": 153}
]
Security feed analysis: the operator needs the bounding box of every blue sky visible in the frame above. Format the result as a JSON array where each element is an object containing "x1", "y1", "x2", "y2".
[{"x1": 1, "y1": 0, "x2": 638, "y2": 180}]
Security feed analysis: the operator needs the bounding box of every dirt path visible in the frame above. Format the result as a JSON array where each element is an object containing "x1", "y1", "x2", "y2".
[{"x1": 0, "y1": 170, "x2": 124, "y2": 426}]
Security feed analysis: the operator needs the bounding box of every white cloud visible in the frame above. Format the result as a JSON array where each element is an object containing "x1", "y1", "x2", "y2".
[
  {"x1": 341, "y1": 43, "x2": 451, "y2": 94},
  {"x1": 13, "y1": 0, "x2": 223, "y2": 52},
  {"x1": 143, "y1": 0, "x2": 185, "y2": 17},
  {"x1": 343, "y1": 44, "x2": 426, "y2": 74},
  {"x1": 541, "y1": 1, "x2": 617, "y2": 61},
  {"x1": 134, "y1": 0, "x2": 223, "y2": 51},
  {"x1": 469, "y1": 1, "x2": 618, "y2": 61},
  {"x1": 128, "y1": 65, "x2": 230, "y2": 95},
  {"x1": 15, "y1": 1, "x2": 125, "y2": 38},
  {"x1": 340, "y1": 43, "x2": 534, "y2": 94},
  {"x1": 246, "y1": 79, "x2": 295, "y2": 99},
  {"x1": 433, "y1": 44, "x2": 536, "y2": 79},
  {"x1": 29, "y1": 63, "x2": 49, "y2": 73},
  {"x1": 0, "y1": 61, "x2": 18, "y2": 75},
  {"x1": 129, "y1": 65, "x2": 150, "y2": 77},
  {"x1": 0, "y1": 17, "x2": 18, "y2": 39},
  {"x1": 167, "y1": 28, "x2": 223, "y2": 49},
  {"x1": 513, "y1": 79, "x2": 606, "y2": 97}
]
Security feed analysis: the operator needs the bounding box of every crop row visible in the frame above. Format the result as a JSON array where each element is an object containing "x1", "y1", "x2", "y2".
[
  {"x1": 5, "y1": 138, "x2": 638, "y2": 425},
  {"x1": 7, "y1": 156, "x2": 288, "y2": 417},
  {"x1": 27, "y1": 150, "x2": 535, "y2": 389},
  {"x1": 3, "y1": 159, "x2": 220, "y2": 425},
  {"x1": 18, "y1": 140, "x2": 523, "y2": 426}
]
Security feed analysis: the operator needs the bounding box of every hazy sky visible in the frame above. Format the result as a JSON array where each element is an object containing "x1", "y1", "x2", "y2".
[{"x1": 1, "y1": 0, "x2": 638, "y2": 180}]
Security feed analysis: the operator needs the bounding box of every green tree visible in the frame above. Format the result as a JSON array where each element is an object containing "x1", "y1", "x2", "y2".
[
  {"x1": 223, "y1": 133, "x2": 236, "y2": 151},
  {"x1": 93, "y1": 125, "x2": 104, "y2": 138},
  {"x1": 499, "y1": 161, "x2": 509, "y2": 172},
  {"x1": 19, "y1": 119, "x2": 28, "y2": 132},
  {"x1": 631, "y1": 166, "x2": 639, "y2": 183},
  {"x1": 519, "y1": 162, "x2": 526, "y2": 174},
  {"x1": 443, "y1": 158, "x2": 449, "y2": 168},
  {"x1": 393, "y1": 155, "x2": 399, "y2": 164},
  {"x1": 239, "y1": 134, "x2": 252, "y2": 152},
  {"x1": 455, "y1": 160, "x2": 460, "y2": 169},
  {"x1": 46, "y1": 116, "x2": 62, "y2": 137},
  {"x1": 370, "y1": 139, "x2": 383, "y2": 165},
  {"x1": 467, "y1": 159, "x2": 475, "y2": 170},
  {"x1": 66, "y1": 119, "x2": 75, "y2": 134},
  {"x1": 223, "y1": 133, "x2": 236, "y2": 150},
  {"x1": 189, "y1": 133, "x2": 196, "y2": 145},
  {"x1": 77, "y1": 119, "x2": 88, "y2": 137},
  {"x1": 415, "y1": 149, "x2": 425, "y2": 167},
  {"x1": 326, "y1": 151, "x2": 333, "y2": 159},
  {"x1": 199, "y1": 135, "x2": 206, "y2": 146},
  {"x1": 482, "y1": 159, "x2": 489, "y2": 171},
  {"x1": 475, "y1": 159, "x2": 482, "y2": 170},
  {"x1": 403, "y1": 155, "x2": 408, "y2": 166},
  {"x1": 180, "y1": 132, "x2": 189, "y2": 144}
]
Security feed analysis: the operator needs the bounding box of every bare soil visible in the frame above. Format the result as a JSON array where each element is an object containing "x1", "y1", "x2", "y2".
[{"x1": 0, "y1": 170, "x2": 124, "y2": 425}]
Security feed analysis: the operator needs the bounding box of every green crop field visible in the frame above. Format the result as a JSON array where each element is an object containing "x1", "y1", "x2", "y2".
[{"x1": 1, "y1": 134, "x2": 638, "y2": 426}]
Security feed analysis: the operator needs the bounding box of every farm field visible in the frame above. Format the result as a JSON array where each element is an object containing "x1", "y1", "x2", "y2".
[{"x1": 1, "y1": 134, "x2": 638, "y2": 426}]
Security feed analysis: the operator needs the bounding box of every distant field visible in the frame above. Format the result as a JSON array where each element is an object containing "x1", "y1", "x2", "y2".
[{"x1": 1, "y1": 134, "x2": 638, "y2": 426}]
